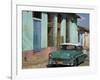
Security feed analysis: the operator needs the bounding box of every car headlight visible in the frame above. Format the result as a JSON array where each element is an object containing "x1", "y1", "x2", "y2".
[
  {"x1": 49, "y1": 53, "x2": 52, "y2": 58},
  {"x1": 69, "y1": 60, "x2": 74, "y2": 65},
  {"x1": 49, "y1": 53, "x2": 51, "y2": 56}
]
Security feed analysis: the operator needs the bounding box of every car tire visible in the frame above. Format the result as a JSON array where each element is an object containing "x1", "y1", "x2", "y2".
[
  {"x1": 47, "y1": 64, "x2": 53, "y2": 67},
  {"x1": 74, "y1": 59, "x2": 78, "y2": 66}
]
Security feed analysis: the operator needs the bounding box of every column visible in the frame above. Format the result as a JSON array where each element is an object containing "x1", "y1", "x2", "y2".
[
  {"x1": 68, "y1": 16, "x2": 78, "y2": 44},
  {"x1": 61, "y1": 14, "x2": 66, "y2": 43},
  {"x1": 22, "y1": 11, "x2": 33, "y2": 51},
  {"x1": 53, "y1": 14, "x2": 58, "y2": 47},
  {"x1": 41, "y1": 12, "x2": 48, "y2": 48}
]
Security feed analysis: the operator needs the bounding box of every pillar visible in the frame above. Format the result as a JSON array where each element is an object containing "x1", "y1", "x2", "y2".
[
  {"x1": 53, "y1": 14, "x2": 58, "y2": 47},
  {"x1": 68, "y1": 16, "x2": 78, "y2": 44},
  {"x1": 41, "y1": 12, "x2": 48, "y2": 48},
  {"x1": 61, "y1": 14, "x2": 67, "y2": 43}
]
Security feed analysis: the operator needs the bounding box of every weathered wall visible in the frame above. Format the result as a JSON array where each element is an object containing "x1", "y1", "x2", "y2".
[
  {"x1": 22, "y1": 11, "x2": 33, "y2": 51},
  {"x1": 84, "y1": 32, "x2": 89, "y2": 50},
  {"x1": 22, "y1": 12, "x2": 79, "y2": 51}
]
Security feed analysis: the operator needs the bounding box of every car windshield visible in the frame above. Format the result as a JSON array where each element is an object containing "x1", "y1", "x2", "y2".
[{"x1": 61, "y1": 45, "x2": 82, "y2": 50}]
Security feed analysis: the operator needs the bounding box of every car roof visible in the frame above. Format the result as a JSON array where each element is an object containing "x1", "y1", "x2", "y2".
[{"x1": 60, "y1": 43, "x2": 81, "y2": 46}]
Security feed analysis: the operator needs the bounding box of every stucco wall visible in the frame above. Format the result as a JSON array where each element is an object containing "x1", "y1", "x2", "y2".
[
  {"x1": 84, "y1": 32, "x2": 89, "y2": 50},
  {"x1": 22, "y1": 11, "x2": 33, "y2": 51}
]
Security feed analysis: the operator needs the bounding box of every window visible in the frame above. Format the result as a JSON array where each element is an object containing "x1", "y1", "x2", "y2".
[{"x1": 33, "y1": 12, "x2": 41, "y2": 19}]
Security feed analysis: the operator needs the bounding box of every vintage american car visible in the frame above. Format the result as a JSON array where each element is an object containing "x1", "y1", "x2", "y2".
[{"x1": 47, "y1": 43, "x2": 87, "y2": 67}]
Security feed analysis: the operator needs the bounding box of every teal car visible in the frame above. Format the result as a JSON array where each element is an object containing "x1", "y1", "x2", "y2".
[{"x1": 47, "y1": 43, "x2": 87, "y2": 67}]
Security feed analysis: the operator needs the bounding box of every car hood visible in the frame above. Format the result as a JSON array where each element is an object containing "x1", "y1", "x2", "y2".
[{"x1": 50, "y1": 50, "x2": 82, "y2": 59}]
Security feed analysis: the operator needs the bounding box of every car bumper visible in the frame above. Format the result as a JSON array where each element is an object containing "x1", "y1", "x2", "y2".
[{"x1": 47, "y1": 63, "x2": 74, "y2": 67}]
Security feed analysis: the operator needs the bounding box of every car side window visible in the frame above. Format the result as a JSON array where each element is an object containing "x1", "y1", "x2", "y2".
[
  {"x1": 61, "y1": 45, "x2": 66, "y2": 50},
  {"x1": 61, "y1": 45, "x2": 75, "y2": 50},
  {"x1": 75, "y1": 46, "x2": 83, "y2": 50},
  {"x1": 66, "y1": 45, "x2": 75, "y2": 50}
]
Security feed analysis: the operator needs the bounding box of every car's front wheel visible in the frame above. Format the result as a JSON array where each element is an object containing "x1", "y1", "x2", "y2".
[
  {"x1": 48, "y1": 58, "x2": 53, "y2": 64},
  {"x1": 73, "y1": 59, "x2": 78, "y2": 66}
]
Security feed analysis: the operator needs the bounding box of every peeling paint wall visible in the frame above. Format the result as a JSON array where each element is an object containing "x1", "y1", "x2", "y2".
[
  {"x1": 22, "y1": 11, "x2": 33, "y2": 51},
  {"x1": 22, "y1": 12, "x2": 79, "y2": 52}
]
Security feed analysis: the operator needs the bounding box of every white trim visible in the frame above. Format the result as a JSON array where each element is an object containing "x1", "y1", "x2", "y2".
[{"x1": 33, "y1": 17, "x2": 41, "y2": 21}]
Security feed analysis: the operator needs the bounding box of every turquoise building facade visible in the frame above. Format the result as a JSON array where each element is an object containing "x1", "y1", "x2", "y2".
[
  {"x1": 22, "y1": 11, "x2": 33, "y2": 51},
  {"x1": 22, "y1": 11, "x2": 79, "y2": 52}
]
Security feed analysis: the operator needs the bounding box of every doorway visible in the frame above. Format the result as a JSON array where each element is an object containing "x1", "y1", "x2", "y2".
[{"x1": 33, "y1": 19, "x2": 41, "y2": 51}]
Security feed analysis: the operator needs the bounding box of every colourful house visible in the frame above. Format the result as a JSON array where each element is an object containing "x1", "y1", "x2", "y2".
[
  {"x1": 22, "y1": 11, "x2": 80, "y2": 52},
  {"x1": 78, "y1": 26, "x2": 89, "y2": 50}
]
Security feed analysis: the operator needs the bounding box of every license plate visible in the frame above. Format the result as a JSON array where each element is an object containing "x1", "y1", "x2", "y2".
[{"x1": 56, "y1": 60, "x2": 63, "y2": 64}]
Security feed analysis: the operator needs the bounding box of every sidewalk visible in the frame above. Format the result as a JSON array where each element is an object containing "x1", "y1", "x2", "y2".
[{"x1": 22, "y1": 47, "x2": 57, "y2": 69}]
